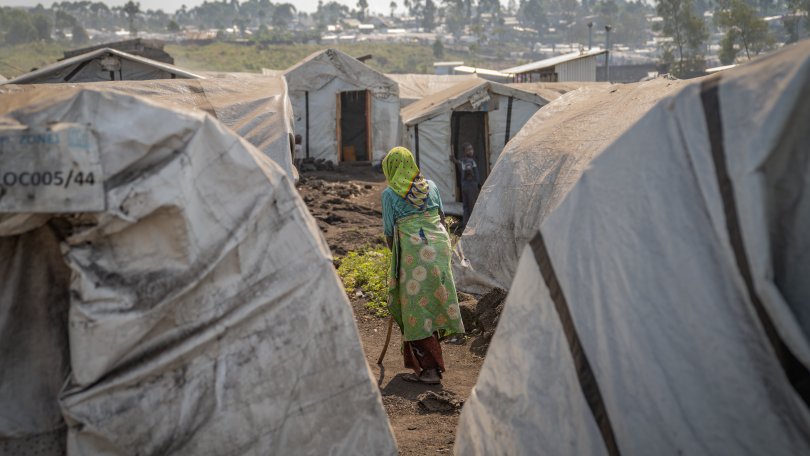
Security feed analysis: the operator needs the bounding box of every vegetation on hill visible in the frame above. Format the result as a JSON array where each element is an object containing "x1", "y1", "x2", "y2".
[
  {"x1": 0, "y1": 40, "x2": 476, "y2": 78},
  {"x1": 0, "y1": 42, "x2": 66, "y2": 77},
  {"x1": 166, "y1": 42, "x2": 469, "y2": 74}
]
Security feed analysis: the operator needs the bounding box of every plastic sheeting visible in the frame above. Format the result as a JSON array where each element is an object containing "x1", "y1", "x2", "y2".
[
  {"x1": 0, "y1": 75, "x2": 297, "y2": 180},
  {"x1": 406, "y1": 111, "x2": 454, "y2": 200},
  {"x1": 0, "y1": 88, "x2": 397, "y2": 455},
  {"x1": 453, "y1": 79, "x2": 686, "y2": 293},
  {"x1": 284, "y1": 49, "x2": 400, "y2": 164},
  {"x1": 2, "y1": 48, "x2": 202, "y2": 85},
  {"x1": 386, "y1": 74, "x2": 477, "y2": 107},
  {"x1": 456, "y1": 42, "x2": 810, "y2": 455}
]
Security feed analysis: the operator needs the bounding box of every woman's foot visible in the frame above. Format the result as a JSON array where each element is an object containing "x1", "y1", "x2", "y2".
[{"x1": 402, "y1": 369, "x2": 442, "y2": 385}]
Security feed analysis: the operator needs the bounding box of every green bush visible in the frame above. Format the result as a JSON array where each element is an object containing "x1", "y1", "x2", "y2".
[{"x1": 337, "y1": 246, "x2": 391, "y2": 317}]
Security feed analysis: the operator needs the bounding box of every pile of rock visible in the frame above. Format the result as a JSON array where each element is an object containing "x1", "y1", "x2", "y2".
[{"x1": 458, "y1": 288, "x2": 507, "y2": 356}]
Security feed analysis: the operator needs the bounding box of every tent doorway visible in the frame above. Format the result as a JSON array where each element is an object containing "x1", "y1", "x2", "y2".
[
  {"x1": 337, "y1": 90, "x2": 371, "y2": 162},
  {"x1": 451, "y1": 111, "x2": 489, "y2": 202}
]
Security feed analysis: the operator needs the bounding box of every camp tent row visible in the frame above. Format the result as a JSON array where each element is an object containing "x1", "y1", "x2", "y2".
[
  {"x1": 455, "y1": 41, "x2": 810, "y2": 454},
  {"x1": 0, "y1": 84, "x2": 397, "y2": 455},
  {"x1": 452, "y1": 78, "x2": 687, "y2": 294},
  {"x1": 2, "y1": 46, "x2": 582, "y2": 197}
]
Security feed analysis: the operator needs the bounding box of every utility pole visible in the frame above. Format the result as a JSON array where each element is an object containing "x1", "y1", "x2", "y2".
[{"x1": 605, "y1": 25, "x2": 612, "y2": 82}]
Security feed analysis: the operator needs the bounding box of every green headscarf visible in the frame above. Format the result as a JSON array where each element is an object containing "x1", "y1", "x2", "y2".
[{"x1": 382, "y1": 147, "x2": 430, "y2": 209}]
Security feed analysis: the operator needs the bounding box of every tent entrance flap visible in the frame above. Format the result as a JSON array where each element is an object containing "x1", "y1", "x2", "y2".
[
  {"x1": 338, "y1": 90, "x2": 370, "y2": 162},
  {"x1": 451, "y1": 111, "x2": 489, "y2": 202}
]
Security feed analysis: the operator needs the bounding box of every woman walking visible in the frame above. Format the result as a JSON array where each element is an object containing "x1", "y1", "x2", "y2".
[{"x1": 382, "y1": 147, "x2": 465, "y2": 384}]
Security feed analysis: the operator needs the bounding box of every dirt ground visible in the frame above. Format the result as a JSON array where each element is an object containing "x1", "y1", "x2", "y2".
[{"x1": 296, "y1": 165, "x2": 485, "y2": 455}]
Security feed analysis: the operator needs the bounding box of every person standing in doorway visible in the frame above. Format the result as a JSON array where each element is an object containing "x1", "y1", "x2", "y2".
[{"x1": 449, "y1": 142, "x2": 480, "y2": 229}]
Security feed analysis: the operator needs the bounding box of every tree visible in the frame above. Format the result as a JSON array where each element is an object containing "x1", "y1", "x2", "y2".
[
  {"x1": 390, "y1": 0, "x2": 397, "y2": 18},
  {"x1": 31, "y1": 13, "x2": 52, "y2": 41},
  {"x1": 5, "y1": 12, "x2": 38, "y2": 44},
  {"x1": 595, "y1": 0, "x2": 619, "y2": 26},
  {"x1": 72, "y1": 23, "x2": 89, "y2": 44},
  {"x1": 316, "y1": 1, "x2": 349, "y2": 25},
  {"x1": 715, "y1": 0, "x2": 775, "y2": 62},
  {"x1": 357, "y1": 0, "x2": 368, "y2": 20},
  {"x1": 519, "y1": 0, "x2": 548, "y2": 38},
  {"x1": 167, "y1": 19, "x2": 181, "y2": 32},
  {"x1": 656, "y1": 0, "x2": 708, "y2": 77},
  {"x1": 273, "y1": 3, "x2": 296, "y2": 29},
  {"x1": 442, "y1": 0, "x2": 466, "y2": 37},
  {"x1": 433, "y1": 37, "x2": 444, "y2": 58},
  {"x1": 422, "y1": 0, "x2": 437, "y2": 30},
  {"x1": 55, "y1": 10, "x2": 78, "y2": 30},
  {"x1": 123, "y1": 1, "x2": 141, "y2": 37}
]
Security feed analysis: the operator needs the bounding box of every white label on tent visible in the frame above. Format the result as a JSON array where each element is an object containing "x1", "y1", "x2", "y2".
[{"x1": 0, "y1": 124, "x2": 105, "y2": 213}]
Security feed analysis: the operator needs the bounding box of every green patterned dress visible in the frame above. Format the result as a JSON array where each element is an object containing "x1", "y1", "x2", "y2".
[{"x1": 387, "y1": 208, "x2": 465, "y2": 341}]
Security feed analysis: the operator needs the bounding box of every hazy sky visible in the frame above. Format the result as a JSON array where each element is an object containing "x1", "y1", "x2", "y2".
[{"x1": 0, "y1": 0, "x2": 414, "y2": 15}]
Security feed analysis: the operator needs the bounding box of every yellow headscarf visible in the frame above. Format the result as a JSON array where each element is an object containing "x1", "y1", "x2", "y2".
[{"x1": 382, "y1": 147, "x2": 429, "y2": 209}]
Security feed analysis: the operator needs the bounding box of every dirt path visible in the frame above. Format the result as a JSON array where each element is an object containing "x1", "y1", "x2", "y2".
[{"x1": 296, "y1": 166, "x2": 485, "y2": 455}]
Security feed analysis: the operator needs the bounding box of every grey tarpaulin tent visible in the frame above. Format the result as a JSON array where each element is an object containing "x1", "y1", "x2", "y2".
[
  {"x1": 455, "y1": 41, "x2": 810, "y2": 454},
  {"x1": 0, "y1": 87, "x2": 397, "y2": 455},
  {"x1": 400, "y1": 79, "x2": 556, "y2": 206},
  {"x1": 386, "y1": 73, "x2": 478, "y2": 107},
  {"x1": 1, "y1": 74, "x2": 298, "y2": 180},
  {"x1": 283, "y1": 49, "x2": 400, "y2": 164},
  {"x1": 452, "y1": 78, "x2": 686, "y2": 294},
  {"x1": 1, "y1": 48, "x2": 202, "y2": 85}
]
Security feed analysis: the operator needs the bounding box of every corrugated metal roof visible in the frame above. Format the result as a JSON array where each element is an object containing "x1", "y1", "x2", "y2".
[{"x1": 502, "y1": 49, "x2": 608, "y2": 75}]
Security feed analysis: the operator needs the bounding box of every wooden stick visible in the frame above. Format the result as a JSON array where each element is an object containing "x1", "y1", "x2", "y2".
[{"x1": 377, "y1": 316, "x2": 394, "y2": 365}]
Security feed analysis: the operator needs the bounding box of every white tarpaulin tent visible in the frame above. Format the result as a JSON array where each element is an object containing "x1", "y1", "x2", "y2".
[
  {"x1": 283, "y1": 49, "x2": 400, "y2": 164},
  {"x1": 456, "y1": 42, "x2": 810, "y2": 454},
  {"x1": 401, "y1": 79, "x2": 555, "y2": 205},
  {"x1": 0, "y1": 87, "x2": 397, "y2": 455},
  {"x1": 0, "y1": 74, "x2": 298, "y2": 180},
  {"x1": 386, "y1": 73, "x2": 477, "y2": 107},
  {"x1": 452, "y1": 79, "x2": 686, "y2": 293},
  {"x1": 1, "y1": 48, "x2": 202, "y2": 85}
]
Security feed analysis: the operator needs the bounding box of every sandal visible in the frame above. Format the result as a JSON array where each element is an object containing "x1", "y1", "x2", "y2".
[{"x1": 402, "y1": 372, "x2": 441, "y2": 385}]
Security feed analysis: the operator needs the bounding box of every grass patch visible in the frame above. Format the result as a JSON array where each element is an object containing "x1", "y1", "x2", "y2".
[
  {"x1": 0, "y1": 42, "x2": 67, "y2": 78},
  {"x1": 337, "y1": 246, "x2": 391, "y2": 317}
]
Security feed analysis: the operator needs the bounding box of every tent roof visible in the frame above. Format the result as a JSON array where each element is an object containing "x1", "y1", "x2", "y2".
[
  {"x1": 0, "y1": 74, "x2": 296, "y2": 179},
  {"x1": 502, "y1": 48, "x2": 608, "y2": 74},
  {"x1": 386, "y1": 73, "x2": 478, "y2": 102},
  {"x1": 283, "y1": 48, "x2": 398, "y2": 98},
  {"x1": 2, "y1": 48, "x2": 203, "y2": 85},
  {"x1": 401, "y1": 78, "x2": 550, "y2": 125},
  {"x1": 452, "y1": 78, "x2": 688, "y2": 294},
  {"x1": 505, "y1": 81, "x2": 603, "y2": 103}
]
